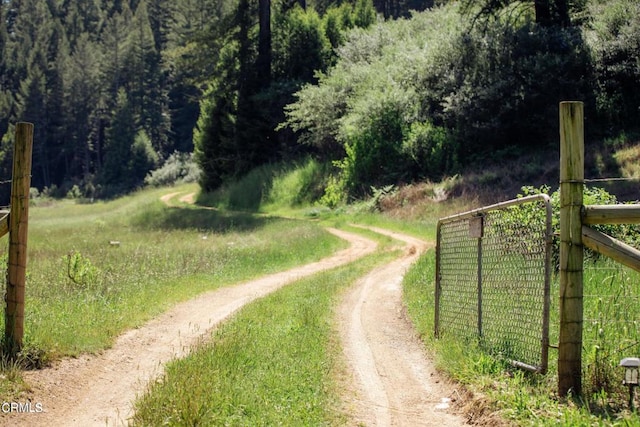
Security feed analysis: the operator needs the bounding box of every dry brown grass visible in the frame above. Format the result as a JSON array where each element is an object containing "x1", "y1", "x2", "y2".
[
  {"x1": 375, "y1": 142, "x2": 640, "y2": 220},
  {"x1": 614, "y1": 144, "x2": 640, "y2": 179}
]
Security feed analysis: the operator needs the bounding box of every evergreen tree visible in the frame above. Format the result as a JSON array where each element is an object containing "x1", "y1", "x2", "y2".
[
  {"x1": 101, "y1": 89, "x2": 137, "y2": 193},
  {"x1": 63, "y1": 33, "x2": 100, "y2": 185},
  {"x1": 99, "y1": 5, "x2": 133, "y2": 100},
  {"x1": 0, "y1": 3, "x2": 12, "y2": 140},
  {"x1": 10, "y1": 0, "x2": 68, "y2": 189},
  {"x1": 194, "y1": 67, "x2": 239, "y2": 191},
  {"x1": 124, "y1": 1, "x2": 171, "y2": 156},
  {"x1": 147, "y1": 0, "x2": 176, "y2": 52},
  {"x1": 58, "y1": 0, "x2": 103, "y2": 48}
]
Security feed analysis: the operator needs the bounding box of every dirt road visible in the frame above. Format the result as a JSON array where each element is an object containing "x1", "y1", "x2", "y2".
[
  {"x1": 2, "y1": 194, "x2": 469, "y2": 426},
  {"x1": 337, "y1": 227, "x2": 468, "y2": 426}
]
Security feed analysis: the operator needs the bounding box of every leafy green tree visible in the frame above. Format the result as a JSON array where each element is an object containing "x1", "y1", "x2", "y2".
[
  {"x1": 587, "y1": 0, "x2": 640, "y2": 129},
  {"x1": 462, "y1": 0, "x2": 579, "y2": 27},
  {"x1": 284, "y1": 3, "x2": 593, "y2": 199}
]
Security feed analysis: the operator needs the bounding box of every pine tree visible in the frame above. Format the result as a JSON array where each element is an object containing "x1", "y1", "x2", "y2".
[
  {"x1": 194, "y1": 77, "x2": 238, "y2": 191},
  {"x1": 9, "y1": 0, "x2": 69, "y2": 189},
  {"x1": 147, "y1": 0, "x2": 176, "y2": 52},
  {"x1": 63, "y1": 33, "x2": 101, "y2": 184},
  {"x1": 124, "y1": 1, "x2": 171, "y2": 156},
  {"x1": 102, "y1": 88, "x2": 137, "y2": 193},
  {"x1": 0, "y1": 2, "x2": 12, "y2": 140}
]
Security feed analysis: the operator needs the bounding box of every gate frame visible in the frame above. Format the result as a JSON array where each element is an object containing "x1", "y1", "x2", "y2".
[{"x1": 435, "y1": 194, "x2": 553, "y2": 374}]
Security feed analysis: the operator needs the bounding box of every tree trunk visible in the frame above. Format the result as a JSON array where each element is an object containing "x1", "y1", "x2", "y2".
[
  {"x1": 257, "y1": 0, "x2": 271, "y2": 84},
  {"x1": 534, "y1": 0, "x2": 551, "y2": 26},
  {"x1": 554, "y1": 0, "x2": 571, "y2": 27}
]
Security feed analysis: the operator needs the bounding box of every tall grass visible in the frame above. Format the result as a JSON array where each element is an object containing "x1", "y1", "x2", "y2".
[
  {"x1": 197, "y1": 158, "x2": 329, "y2": 213},
  {"x1": 0, "y1": 184, "x2": 345, "y2": 399},
  {"x1": 403, "y1": 249, "x2": 640, "y2": 425},
  {"x1": 133, "y1": 241, "x2": 397, "y2": 426}
]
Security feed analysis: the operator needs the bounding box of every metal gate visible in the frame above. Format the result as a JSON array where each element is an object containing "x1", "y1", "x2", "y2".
[{"x1": 435, "y1": 194, "x2": 553, "y2": 373}]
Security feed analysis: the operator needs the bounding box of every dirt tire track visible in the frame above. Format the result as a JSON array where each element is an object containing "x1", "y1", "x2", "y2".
[
  {"x1": 4, "y1": 191, "x2": 471, "y2": 426},
  {"x1": 2, "y1": 227, "x2": 377, "y2": 427},
  {"x1": 337, "y1": 226, "x2": 468, "y2": 426}
]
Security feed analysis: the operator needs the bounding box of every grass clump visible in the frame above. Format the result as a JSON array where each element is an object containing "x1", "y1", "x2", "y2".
[{"x1": 196, "y1": 158, "x2": 330, "y2": 214}]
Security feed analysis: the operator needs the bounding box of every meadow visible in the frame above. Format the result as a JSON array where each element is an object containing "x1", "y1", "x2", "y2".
[
  {"x1": 0, "y1": 183, "x2": 347, "y2": 398},
  {"x1": 0, "y1": 161, "x2": 639, "y2": 425}
]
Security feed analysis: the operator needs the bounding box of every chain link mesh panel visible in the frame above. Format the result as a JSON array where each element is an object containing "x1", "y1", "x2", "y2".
[{"x1": 436, "y1": 195, "x2": 552, "y2": 373}]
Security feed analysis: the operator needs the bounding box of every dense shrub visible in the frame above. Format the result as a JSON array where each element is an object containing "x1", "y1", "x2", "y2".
[
  {"x1": 441, "y1": 22, "x2": 592, "y2": 155},
  {"x1": 586, "y1": 0, "x2": 640, "y2": 129},
  {"x1": 284, "y1": 3, "x2": 596, "y2": 201},
  {"x1": 145, "y1": 152, "x2": 201, "y2": 187}
]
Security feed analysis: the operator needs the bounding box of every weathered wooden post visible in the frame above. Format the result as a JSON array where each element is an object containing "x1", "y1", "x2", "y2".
[
  {"x1": 558, "y1": 102, "x2": 584, "y2": 397},
  {"x1": 4, "y1": 122, "x2": 34, "y2": 356}
]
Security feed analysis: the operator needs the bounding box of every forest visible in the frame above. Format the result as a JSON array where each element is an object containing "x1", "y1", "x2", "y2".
[{"x1": 0, "y1": 0, "x2": 638, "y2": 202}]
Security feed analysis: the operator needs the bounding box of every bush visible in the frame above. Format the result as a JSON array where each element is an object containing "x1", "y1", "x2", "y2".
[
  {"x1": 284, "y1": 3, "x2": 598, "y2": 200},
  {"x1": 145, "y1": 152, "x2": 201, "y2": 187},
  {"x1": 263, "y1": 158, "x2": 328, "y2": 207},
  {"x1": 402, "y1": 121, "x2": 457, "y2": 179},
  {"x1": 586, "y1": 0, "x2": 640, "y2": 129}
]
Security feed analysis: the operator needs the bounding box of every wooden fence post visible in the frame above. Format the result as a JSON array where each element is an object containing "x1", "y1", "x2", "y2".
[
  {"x1": 558, "y1": 102, "x2": 584, "y2": 397},
  {"x1": 4, "y1": 122, "x2": 34, "y2": 356}
]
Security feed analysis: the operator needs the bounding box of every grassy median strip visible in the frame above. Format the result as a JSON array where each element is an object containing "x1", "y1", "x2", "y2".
[{"x1": 133, "y1": 238, "x2": 396, "y2": 426}]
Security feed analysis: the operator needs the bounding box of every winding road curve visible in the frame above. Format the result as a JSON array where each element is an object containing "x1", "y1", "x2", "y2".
[{"x1": 1, "y1": 193, "x2": 467, "y2": 426}]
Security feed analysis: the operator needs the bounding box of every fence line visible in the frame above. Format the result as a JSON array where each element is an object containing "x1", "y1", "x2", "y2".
[
  {"x1": 435, "y1": 102, "x2": 640, "y2": 398},
  {"x1": 435, "y1": 194, "x2": 553, "y2": 373}
]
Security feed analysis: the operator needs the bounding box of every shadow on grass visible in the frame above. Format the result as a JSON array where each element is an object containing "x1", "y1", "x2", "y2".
[{"x1": 131, "y1": 203, "x2": 270, "y2": 234}]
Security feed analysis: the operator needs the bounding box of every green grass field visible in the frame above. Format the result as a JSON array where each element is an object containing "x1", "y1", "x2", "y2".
[
  {"x1": 0, "y1": 184, "x2": 347, "y2": 398},
  {"x1": 1, "y1": 159, "x2": 639, "y2": 425}
]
